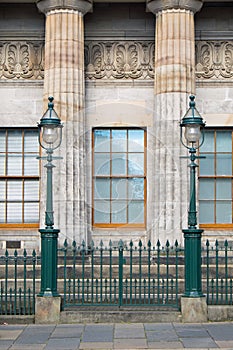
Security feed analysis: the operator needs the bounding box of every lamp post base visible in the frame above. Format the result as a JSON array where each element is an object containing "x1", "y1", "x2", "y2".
[
  {"x1": 181, "y1": 296, "x2": 207, "y2": 323},
  {"x1": 38, "y1": 228, "x2": 60, "y2": 297},
  {"x1": 183, "y1": 228, "x2": 204, "y2": 298}
]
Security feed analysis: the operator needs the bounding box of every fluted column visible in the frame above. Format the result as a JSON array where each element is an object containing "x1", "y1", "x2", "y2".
[
  {"x1": 37, "y1": 0, "x2": 92, "y2": 243},
  {"x1": 147, "y1": 0, "x2": 203, "y2": 243}
]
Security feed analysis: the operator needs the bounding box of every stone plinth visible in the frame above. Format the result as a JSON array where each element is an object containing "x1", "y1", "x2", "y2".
[
  {"x1": 181, "y1": 296, "x2": 207, "y2": 323},
  {"x1": 35, "y1": 296, "x2": 61, "y2": 324}
]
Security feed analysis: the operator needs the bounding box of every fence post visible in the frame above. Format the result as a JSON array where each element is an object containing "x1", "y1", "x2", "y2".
[{"x1": 118, "y1": 240, "x2": 124, "y2": 307}]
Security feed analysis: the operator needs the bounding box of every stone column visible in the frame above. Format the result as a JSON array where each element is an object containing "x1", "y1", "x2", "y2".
[
  {"x1": 37, "y1": 0, "x2": 92, "y2": 244},
  {"x1": 147, "y1": 0, "x2": 203, "y2": 244}
]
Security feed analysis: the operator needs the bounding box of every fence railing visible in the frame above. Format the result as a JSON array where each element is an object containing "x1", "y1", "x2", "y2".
[
  {"x1": 202, "y1": 239, "x2": 233, "y2": 305},
  {"x1": 2, "y1": 239, "x2": 233, "y2": 316},
  {"x1": 0, "y1": 249, "x2": 37, "y2": 315},
  {"x1": 59, "y1": 239, "x2": 183, "y2": 308}
]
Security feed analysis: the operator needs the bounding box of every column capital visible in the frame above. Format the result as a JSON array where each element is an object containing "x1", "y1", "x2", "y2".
[
  {"x1": 146, "y1": 0, "x2": 203, "y2": 14},
  {"x1": 37, "y1": 0, "x2": 92, "y2": 15}
]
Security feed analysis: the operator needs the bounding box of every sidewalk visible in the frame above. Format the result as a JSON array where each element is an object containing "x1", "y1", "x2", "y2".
[{"x1": 1, "y1": 322, "x2": 233, "y2": 349}]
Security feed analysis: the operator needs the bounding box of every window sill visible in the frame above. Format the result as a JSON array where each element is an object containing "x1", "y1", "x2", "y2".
[
  {"x1": 200, "y1": 224, "x2": 233, "y2": 230},
  {"x1": 0, "y1": 223, "x2": 39, "y2": 230}
]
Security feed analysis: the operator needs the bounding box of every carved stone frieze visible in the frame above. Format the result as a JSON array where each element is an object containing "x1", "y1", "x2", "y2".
[
  {"x1": 195, "y1": 41, "x2": 233, "y2": 80},
  {"x1": 0, "y1": 41, "x2": 44, "y2": 79},
  {"x1": 0, "y1": 39, "x2": 232, "y2": 82},
  {"x1": 84, "y1": 41, "x2": 155, "y2": 80}
]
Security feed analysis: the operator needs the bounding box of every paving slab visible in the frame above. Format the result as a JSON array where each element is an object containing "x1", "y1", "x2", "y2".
[
  {"x1": 144, "y1": 323, "x2": 174, "y2": 331},
  {"x1": 115, "y1": 324, "x2": 145, "y2": 338},
  {"x1": 10, "y1": 345, "x2": 46, "y2": 350},
  {"x1": 114, "y1": 338, "x2": 147, "y2": 349},
  {"x1": 216, "y1": 340, "x2": 233, "y2": 348},
  {"x1": 146, "y1": 330, "x2": 178, "y2": 342},
  {"x1": 44, "y1": 337, "x2": 80, "y2": 350},
  {"x1": 0, "y1": 340, "x2": 14, "y2": 350},
  {"x1": 204, "y1": 323, "x2": 233, "y2": 341},
  {"x1": 147, "y1": 341, "x2": 184, "y2": 348},
  {"x1": 79, "y1": 342, "x2": 113, "y2": 349},
  {"x1": 82, "y1": 324, "x2": 114, "y2": 342},
  {"x1": 175, "y1": 329, "x2": 209, "y2": 338},
  {"x1": 51, "y1": 324, "x2": 84, "y2": 338},
  {"x1": 0, "y1": 329, "x2": 23, "y2": 340},
  {"x1": 180, "y1": 337, "x2": 218, "y2": 348}
]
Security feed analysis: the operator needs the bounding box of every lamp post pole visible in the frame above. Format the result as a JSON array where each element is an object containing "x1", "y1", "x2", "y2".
[
  {"x1": 37, "y1": 97, "x2": 63, "y2": 297},
  {"x1": 180, "y1": 95, "x2": 205, "y2": 298}
]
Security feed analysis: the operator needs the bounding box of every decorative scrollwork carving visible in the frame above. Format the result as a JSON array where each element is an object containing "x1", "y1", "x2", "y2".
[
  {"x1": 0, "y1": 41, "x2": 44, "y2": 79},
  {"x1": 85, "y1": 41, "x2": 155, "y2": 80},
  {"x1": 195, "y1": 41, "x2": 233, "y2": 80}
]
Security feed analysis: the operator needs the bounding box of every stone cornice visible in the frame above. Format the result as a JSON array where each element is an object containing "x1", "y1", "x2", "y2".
[
  {"x1": 36, "y1": 0, "x2": 92, "y2": 15},
  {"x1": 146, "y1": 0, "x2": 203, "y2": 14}
]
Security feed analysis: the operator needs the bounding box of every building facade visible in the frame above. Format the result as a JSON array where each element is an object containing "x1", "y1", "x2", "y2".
[{"x1": 0, "y1": 0, "x2": 232, "y2": 251}]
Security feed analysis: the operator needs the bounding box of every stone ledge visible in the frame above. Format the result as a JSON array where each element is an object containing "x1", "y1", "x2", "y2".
[{"x1": 60, "y1": 309, "x2": 182, "y2": 323}]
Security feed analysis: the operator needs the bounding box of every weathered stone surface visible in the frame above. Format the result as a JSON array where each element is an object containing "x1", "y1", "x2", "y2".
[
  {"x1": 37, "y1": 0, "x2": 92, "y2": 15},
  {"x1": 181, "y1": 296, "x2": 207, "y2": 323},
  {"x1": 35, "y1": 296, "x2": 61, "y2": 324},
  {"x1": 147, "y1": 0, "x2": 203, "y2": 14}
]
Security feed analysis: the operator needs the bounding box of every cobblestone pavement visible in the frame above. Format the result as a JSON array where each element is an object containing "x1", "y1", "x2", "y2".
[{"x1": 1, "y1": 322, "x2": 233, "y2": 349}]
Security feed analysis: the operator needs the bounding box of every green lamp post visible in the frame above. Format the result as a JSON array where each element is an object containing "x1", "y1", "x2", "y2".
[
  {"x1": 180, "y1": 95, "x2": 205, "y2": 297},
  {"x1": 37, "y1": 96, "x2": 63, "y2": 297}
]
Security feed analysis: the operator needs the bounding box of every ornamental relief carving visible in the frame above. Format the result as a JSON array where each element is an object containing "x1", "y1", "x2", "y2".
[
  {"x1": 195, "y1": 41, "x2": 233, "y2": 80},
  {"x1": 84, "y1": 41, "x2": 155, "y2": 80},
  {"x1": 0, "y1": 41, "x2": 44, "y2": 79},
  {"x1": 0, "y1": 40, "x2": 232, "y2": 81}
]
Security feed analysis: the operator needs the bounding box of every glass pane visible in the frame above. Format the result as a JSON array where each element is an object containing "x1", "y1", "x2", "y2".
[
  {"x1": 199, "y1": 154, "x2": 214, "y2": 176},
  {"x1": 94, "y1": 153, "x2": 110, "y2": 175},
  {"x1": 199, "y1": 201, "x2": 214, "y2": 223},
  {"x1": 24, "y1": 130, "x2": 38, "y2": 152},
  {"x1": 24, "y1": 181, "x2": 39, "y2": 201},
  {"x1": 94, "y1": 130, "x2": 110, "y2": 152},
  {"x1": 128, "y1": 129, "x2": 144, "y2": 152},
  {"x1": 112, "y1": 153, "x2": 127, "y2": 175},
  {"x1": 94, "y1": 178, "x2": 110, "y2": 199},
  {"x1": 8, "y1": 130, "x2": 22, "y2": 152},
  {"x1": 0, "y1": 155, "x2": 5, "y2": 175},
  {"x1": 216, "y1": 178, "x2": 232, "y2": 200},
  {"x1": 0, "y1": 203, "x2": 5, "y2": 223},
  {"x1": 94, "y1": 200, "x2": 110, "y2": 223},
  {"x1": 7, "y1": 155, "x2": 22, "y2": 175},
  {"x1": 0, "y1": 181, "x2": 5, "y2": 200},
  {"x1": 216, "y1": 201, "x2": 232, "y2": 223},
  {"x1": 24, "y1": 155, "x2": 39, "y2": 175},
  {"x1": 216, "y1": 154, "x2": 232, "y2": 175},
  {"x1": 200, "y1": 131, "x2": 214, "y2": 153},
  {"x1": 199, "y1": 179, "x2": 214, "y2": 200},
  {"x1": 7, "y1": 203, "x2": 22, "y2": 223},
  {"x1": 128, "y1": 154, "x2": 144, "y2": 175},
  {"x1": 111, "y1": 201, "x2": 127, "y2": 223},
  {"x1": 128, "y1": 201, "x2": 144, "y2": 223},
  {"x1": 0, "y1": 131, "x2": 6, "y2": 152},
  {"x1": 8, "y1": 181, "x2": 22, "y2": 201},
  {"x1": 24, "y1": 203, "x2": 39, "y2": 223},
  {"x1": 216, "y1": 131, "x2": 232, "y2": 152},
  {"x1": 112, "y1": 130, "x2": 127, "y2": 152},
  {"x1": 112, "y1": 179, "x2": 127, "y2": 199},
  {"x1": 128, "y1": 178, "x2": 144, "y2": 200}
]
